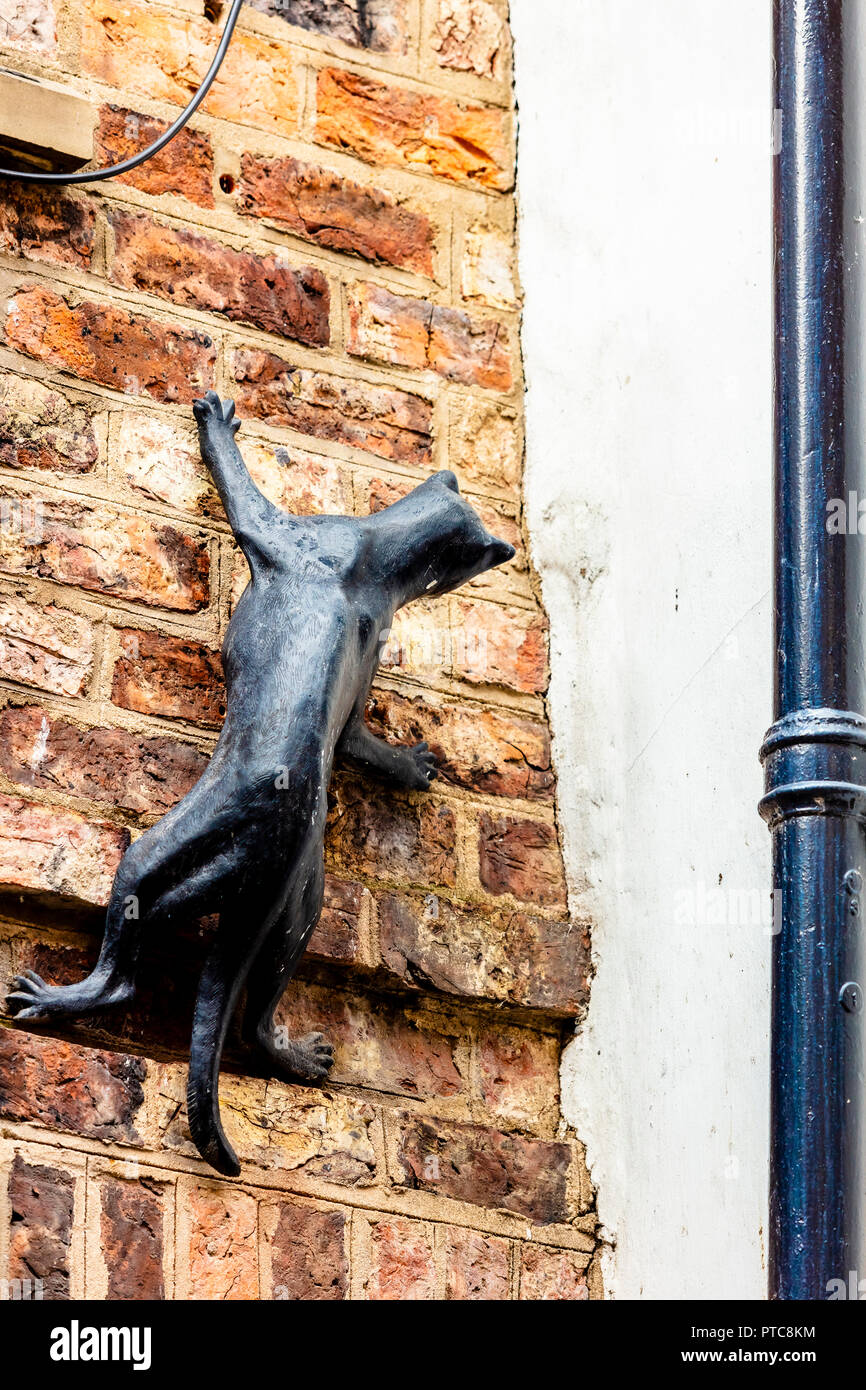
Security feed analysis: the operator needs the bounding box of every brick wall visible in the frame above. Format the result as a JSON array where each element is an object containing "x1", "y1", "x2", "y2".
[{"x1": 0, "y1": 0, "x2": 597, "y2": 1300}]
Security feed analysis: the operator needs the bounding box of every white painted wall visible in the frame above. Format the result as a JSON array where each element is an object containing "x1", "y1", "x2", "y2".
[{"x1": 511, "y1": 0, "x2": 773, "y2": 1299}]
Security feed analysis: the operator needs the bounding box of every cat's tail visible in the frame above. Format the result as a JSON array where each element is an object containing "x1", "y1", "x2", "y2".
[{"x1": 187, "y1": 945, "x2": 243, "y2": 1178}]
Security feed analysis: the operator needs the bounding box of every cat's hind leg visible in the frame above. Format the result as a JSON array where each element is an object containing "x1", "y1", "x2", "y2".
[{"x1": 242, "y1": 846, "x2": 334, "y2": 1084}]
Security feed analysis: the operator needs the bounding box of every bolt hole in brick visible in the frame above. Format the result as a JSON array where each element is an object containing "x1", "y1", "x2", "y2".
[
  {"x1": 203, "y1": 0, "x2": 223, "y2": 22},
  {"x1": 219, "y1": 174, "x2": 235, "y2": 195}
]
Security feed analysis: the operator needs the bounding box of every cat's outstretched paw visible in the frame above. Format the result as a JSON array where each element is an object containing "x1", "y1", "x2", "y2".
[
  {"x1": 396, "y1": 741, "x2": 439, "y2": 791},
  {"x1": 267, "y1": 1030, "x2": 335, "y2": 1084},
  {"x1": 5, "y1": 970, "x2": 133, "y2": 1021},
  {"x1": 193, "y1": 390, "x2": 241, "y2": 436}
]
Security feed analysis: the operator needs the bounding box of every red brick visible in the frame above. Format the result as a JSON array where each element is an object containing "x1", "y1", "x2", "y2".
[
  {"x1": 186, "y1": 1185, "x2": 258, "y2": 1301},
  {"x1": 83, "y1": 0, "x2": 299, "y2": 138},
  {"x1": 365, "y1": 1216, "x2": 436, "y2": 1300},
  {"x1": 0, "y1": 0, "x2": 56, "y2": 54},
  {"x1": 348, "y1": 282, "x2": 512, "y2": 391},
  {"x1": 307, "y1": 875, "x2": 365, "y2": 963},
  {"x1": 158, "y1": 1065, "x2": 377, "y2": 1184},
  {"x1": 248, "y1": 0, "x2": 409, "y2": 54},
  {"x1": 445, "y1": 1226, "x2": 510, "y2": 1300},
  {"x1": 100, "y1": 1176, "x2": 166, "y2": 1300},
  {"x1": 95, "y1": 104, "x2": 215, "y2": 206},
  {"x1": 519, "y1": 1244, "x2": 590, "y2": 1300},
  {"x1": 478, "y1": 811, "x2": 567, "y2": 909},
  {"x1": 395, "y1": 1112, "x2": 572, "y2": 1223},
  {"x1": 275, "y1": 980, "x2": 463, "y2": 1099},
  {"x1": 377, "y1": 892, "x2": 590, "y2": 1016},
  {"x1": 109, "y1": 209, "x2": 331, "y2": 348},
  {"x1": 0, "y1": 793, "x2": 129, "y2": 907},
  {"x1": 116, "y1": 410, "x2": 349, "y2": 521},
  {"x1": 316, "y1": 68, "x2": 511, "y2": 190},
  {"x1": 0, "y1": 593, "x2": 94, "y2": 696},
  {"x1": 453, "y1": 598, "x2": 549, "y2": 694},
  {"x1": 0, "y1": 374, "x2": 100, "y2": 474},
  {"x1": 0, "y1": 1031, "x2": 146, "y2": 1142},
  {"x1": 268, "y1": 1200, "x2": 347, "y2": 1301},
  {"x1": 0, "y1": 493, "x2": 210, "y2": 613},
  {"x1": 5, "y1": 285, "x2": 216, "y2": 404},
  {"x1": 450, "y1": 398, "x2": 521, "y2": 492},
  {"x1": 432, "y1": 0, "x2": 506, "y2": 78},
  {"x1": 231, "y1": 347, "x2": 432, "y2": 466},
  {"x1": 364, "y1": 688, "x2": 554, "y2": 800},
  {"x1": 327, "y1": 779, "x2": 457, "y2": 889},
  {"x1": 0, "y1": 705, "x2": 208, "y2": 815},
  {"x1": 238, "y1": 152, "x2": 434, "y2": 276},
  {"x1": 8, "y1": 1154, "x2": 73, "y2": 1300},
  {"x1": 0, "y1": 182, "x2": 94, "y2": 269},
  {"x1": 111, "y1": 628, "x2": 225, "y2": 728},
  {"x1": 478, "y1": 1025, "x2": 560, "y2": 1130}
]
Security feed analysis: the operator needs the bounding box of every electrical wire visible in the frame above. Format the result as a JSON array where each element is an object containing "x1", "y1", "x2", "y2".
[{"x1": 0, "y1": 0, "x2": 245, "y2": 185}]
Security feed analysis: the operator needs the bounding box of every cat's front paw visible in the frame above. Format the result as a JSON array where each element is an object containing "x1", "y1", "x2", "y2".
[
  {"x1": 396, "y1": 741, "x2": 439, "y2": 791},
  {"x1": 193, "y1": 390, "x2": 241, "y2": 437}
]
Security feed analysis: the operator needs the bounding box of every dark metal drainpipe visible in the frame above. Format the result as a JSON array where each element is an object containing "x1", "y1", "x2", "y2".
[{"x1": 760, "y1": 0, "x2": 866, "y2": 1300}]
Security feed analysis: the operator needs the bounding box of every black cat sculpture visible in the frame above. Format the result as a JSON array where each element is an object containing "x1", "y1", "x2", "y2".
[{"x1": 6, "y1": 392, "x2": 515, "y2": 1176}]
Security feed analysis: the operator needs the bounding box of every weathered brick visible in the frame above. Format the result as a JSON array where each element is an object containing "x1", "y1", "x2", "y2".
[
  {"x1": 461, "y1": 223, "x2": 517, "y2": 309},
  {"x1": 275, "y1": 979, "x2": 463, "y2": 1099},
  {"x1": 0, "y1": 0, "x2": 55, "y2": 53},
  {"x1": 0, "y1": 374, "x2": 100, "y2": 474},
  {"x1": 432, "y1": 0, "x2": 506, "y2": 78},
  {"x1": 377, "y1": 892, "x2": 590, "y2": 1016},
  {"x1": 347, "y1": 283, "x2": 512, "y2": 391},
  {"x1": 519, "y1": 1244, "x2": 590, "y2": 1300},
  {"x1": 395, "y1": 1112, "x2": 572, "y2": 1223},
  {"x1": 445, "y1": 1226, "x2": 509, "y2": 1300},
  {"x1": 111, "y1": 628, "x2": 225, "y2": 728},
  {"x1": 478, "y1": 1025, "x2": 560, "y2": 1131},
  {"x1": 158, "y1": 1063, "x2": 377, "y2": 1183},
  {"x1": 478, "y1": 811, "x2": 567, "y2": 909},
  {"x1": 450, "y1": 398, "x2": 521, "y2": 492},
  {"x1": 379, "y1": 599, "x2": 450, "y2": 680},
  {"x1": 267, "y1": 1200, "x2": 347, "y2": 1301},
  {"x1": 0, "y1": 705, "x2": 208, "y2": 815},
  {"x1": 307, "y1": 875, "x2": 365, "y2": 963},
  {"x1": 0, "y1": 493, "x2": 210, "y2": 612},
  {"x1": 109, "y1": 210, "x2": 331, "y2": 348},
  {"x1": 83, "y1": 0, "x2": 299, "y2": 137},
  {"x1": 116, "y1": 410, "x2": 349, "y2": 520},
  {"x1": 186, "y1": 1185, "x2": 258, "y2": 1301},
  {"x1": 0, "y1": 182, "x2": 94, "y2": 269},
  {"x1": 327, "y1": 779, "x2": 457, "y2": 889},
  {"x1": 100, "y1": 1176, "x2": 166, "y2": 1300},
  {"x1": 7, "y1": 1154, "x2": 73, "y2": 1300},
  {"x1": 247, "y1": 0, "x2": 408, "y2": 54},
  {"x1": 0, "y1": 593, "x2": 94, "y2": 696},
  {"x1": 0, "y1": 1031, "x2": 146, "y2": 1142},
  {"x1": 95, "y1": 104, "x2": 215, "y2": 206},
  {"x1": 0, "y1": 793, "x2": 129, "y2": 907},
  {"x1": 5, "y1": 285, "x2": 216, "y2": 404},
  {"x1": 364, "y1": 1215, "x2": 436, "y2": 1300},
  {"x1": 231, "y1": 347, "x2": 432, "y2": 466},
  {"x1": 452, "y1": 598, "x2": 548, "y2": 694},
  {"x1": 238, "y1": 153, "x2": 434, "y2": 276},
  {"x1": 316, "y1": 68, "x2": 511, "y2": 190},
  {"x1": 364, "y1": 688, "x2": 553, "y2": 801}
]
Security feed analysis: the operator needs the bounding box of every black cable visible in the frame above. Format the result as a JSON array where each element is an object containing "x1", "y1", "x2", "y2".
[{"x1": 0, "y1": 0, "x2": 245, "y2": 185}]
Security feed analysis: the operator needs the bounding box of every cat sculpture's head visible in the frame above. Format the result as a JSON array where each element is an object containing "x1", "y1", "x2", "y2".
[{"x1": 373, "y1": 470, "x2": 515, "y2": 604}]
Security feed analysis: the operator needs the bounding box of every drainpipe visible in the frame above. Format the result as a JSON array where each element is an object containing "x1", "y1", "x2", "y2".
[{"x1": 760, "y1": 0, "x2": 866, "y2": 1299}]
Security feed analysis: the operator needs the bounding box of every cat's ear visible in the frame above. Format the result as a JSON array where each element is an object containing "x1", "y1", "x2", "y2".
[
  {"x1": 431, "y1": 469, "x2": 460, "y2": 493},
  {"x1": 485, "y1": 536, "x2": 516, "y2": 568}
]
